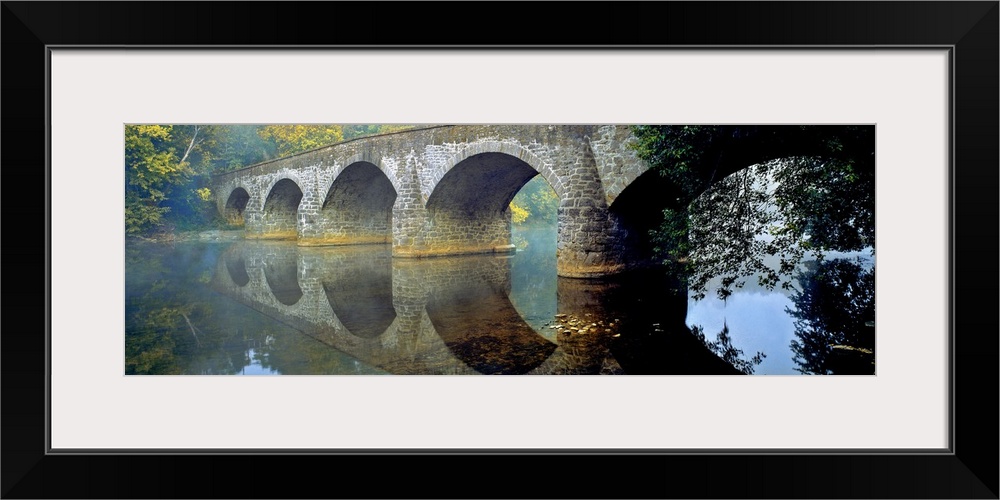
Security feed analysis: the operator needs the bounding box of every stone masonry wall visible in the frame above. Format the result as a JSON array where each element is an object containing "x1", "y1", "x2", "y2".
[{"x1": 212, "y1": 125, "x2": 652, "y2": 277}]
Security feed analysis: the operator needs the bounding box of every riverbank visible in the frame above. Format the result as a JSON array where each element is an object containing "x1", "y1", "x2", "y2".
[{"x1": 128, "y1": 229, "x2": 244, "y2": 244}]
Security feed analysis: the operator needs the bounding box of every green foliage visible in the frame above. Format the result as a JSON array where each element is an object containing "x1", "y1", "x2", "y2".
[
  {"x1": 630, "y1": 125, "x2": 875, "y2": 301},
  {"x1": 124, "y1": 124, "x2": 228, "y2": 236},
  {"x1": 343, "y1": 124, "x2": 415, "y2": 139},
  {"x1": 125, "y1": 125, "x2": 188, "y2": 235},
  {"x1": 343, "y1": 124, "x2": 382, "y2": 139},
  {"x1": 212, "y1": 125, "x2": 277, "y2": 172},
  {"x1": 210, "y1": 125, "x2": 418, "y2": 173},
  {"x1": 125, "y1": 191, "x2": 170, "y2": 235},
  {"x1": 509, "y1": 175, "x2": 559, "y2": 226},
  {"x1": 631, "y1": 125, "x2": 722, "y2": 206},
  {"x1": 257, "y1": 125, "x2": 345, "y2": 157},
  {"x1": 684, "y1": 161, "x2": 788, "y2": 299},
  {"x1": 510, "y1": 201, "x2": 529, "y2": 224}
]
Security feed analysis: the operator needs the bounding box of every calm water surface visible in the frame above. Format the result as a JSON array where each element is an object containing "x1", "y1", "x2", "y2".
[{"x1": 125, "y1": 226, "x2": 874, "y2": 375}]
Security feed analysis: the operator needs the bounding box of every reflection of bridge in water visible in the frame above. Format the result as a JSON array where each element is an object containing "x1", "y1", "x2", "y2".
[{"x1": 211, "y1": 241, "x2": 628, "y2": 375}]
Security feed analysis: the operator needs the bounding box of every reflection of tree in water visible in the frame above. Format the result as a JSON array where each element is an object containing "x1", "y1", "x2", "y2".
[
  {"x1": 126, "y1": 241, "x2": 382, "y2": 375},
  {"x1": 595, "y1": 270, "x2": 745, "y2": 375},
  {"x1": 788, "y1": 259, "x2": 875, "y2": 375},
  {"x1": 691, "y1": 323, "x2": 766, "y2": 375}
]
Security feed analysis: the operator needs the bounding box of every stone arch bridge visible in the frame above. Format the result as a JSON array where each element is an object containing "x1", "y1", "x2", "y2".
[{"x1": 211, "y1": 125, "x2": 664, "y2": 278}]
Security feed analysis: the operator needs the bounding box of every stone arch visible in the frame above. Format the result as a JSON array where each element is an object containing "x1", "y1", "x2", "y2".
[
  {"x1": 314, "y1": 159, "x2": 398, "y2": 245},
  {"x1": 223, "y1": 186, "x2": 251, "y2": 226},
  {"x1": 421, "y1": 144, "x2": 564, "y2": 256},
  {"x1": 260, "y1": 177, "x2": 304, "y2": 240},
  {"x1": 587, "y1": 124, "x2": 651, "y2": 208},
  {"x1": 431, "y1": 141, "x2": 567, "y2": 202},
  {"x1": 602, "y1": 162, "x2": 651, "y2": 208},
  {"x1": 337, "y1": 151, "x2": 404, "y2": 199}
]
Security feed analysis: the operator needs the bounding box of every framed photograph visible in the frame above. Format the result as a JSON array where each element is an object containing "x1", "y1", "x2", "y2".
[{"x1": 5, "y1": 2, "x2": 996, "y2": 498}]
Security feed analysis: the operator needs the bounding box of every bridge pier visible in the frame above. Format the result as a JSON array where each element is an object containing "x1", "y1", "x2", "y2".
[{"x1": 556, "y1": 205, "x2": 627, "y2": 278}]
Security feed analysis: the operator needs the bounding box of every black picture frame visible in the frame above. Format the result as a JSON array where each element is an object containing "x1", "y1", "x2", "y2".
[{"x1": 3, "y1": 2, "x2": 997, "y2": 498}]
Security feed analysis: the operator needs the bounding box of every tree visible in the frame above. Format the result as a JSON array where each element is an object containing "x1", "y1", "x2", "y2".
[
  {"x1": 125, "y1": 125, "x2": 192, "y2": 234},
  {"x1": 343, "y1": 124, "x2": 415, "y2": 140},
  {"x1": 630, "y1": 125, "x2": 875, "y2": 300},
  {"x1": 212, "y1": 125, "x2": 277, "y2": 172},
  {"x1": 509, "y1": 201, "x2": 530, "y2": 224},
  {"x1": 125, "y1": 124, "x2": 231, "y2": 235},
  {"x1": 343, "y1": 124, "x2": 382, "y2": 140},
  {"x1": 509, "y1": 175, "x2": 559, "y2": 226},
  {"x1": 257, "y1": 125, "x2": 345, "y2": 157}
]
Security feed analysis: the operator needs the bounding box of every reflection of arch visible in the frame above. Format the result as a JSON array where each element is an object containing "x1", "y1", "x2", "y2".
[
  {"x1": 225, "y1": 250, "x2": 250, "y2": 287},
  {"x1": 263, "y1": 253, "x2": 303, "y2": 306},
  {"x1": 262, "y1": 178, "x2": 303, "y2": 239},
  {"x1": 319, "y1": 161, "x2": 397, "y2": 244},
  {"x1": 323, "y1": 283, "x2": 395, "y2": 339},
  {"x1": 224, "y1": 187, "x2": 250, "y2": 226},
  {"x1": 425, "y1": 277, "x2": 556, "y2": 374},
  {"x1": 321, "y1": 249, "x2": 396, "y2": 339}
]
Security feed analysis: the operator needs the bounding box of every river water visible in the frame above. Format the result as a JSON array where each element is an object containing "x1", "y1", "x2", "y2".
[{"x1": 125, "y1": 226, "x2": 875, "y2": 375}]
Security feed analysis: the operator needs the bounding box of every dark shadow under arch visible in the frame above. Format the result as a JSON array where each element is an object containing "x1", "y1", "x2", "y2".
[
  {"x1": 321, "y1": 249, "x2": 396, "y2": 339},
  {"x1": 263, "y1": 253, "x2": 303, "y2": 306},
  {"x1": 607, "y1": 168, "x2": 683, "y2": 268},
  {"x1": 319, "y1": 162, "x2": 397, "y2": 244},
  {"x1": 225, "y1": 252, "x2": 250, "y2": 287},
  {"x1": 427, "y1": 153, "x2": 539, "y2": 219},
  {"x1": 224, "y1": 187, "x2": 250, "y2": 226}
]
